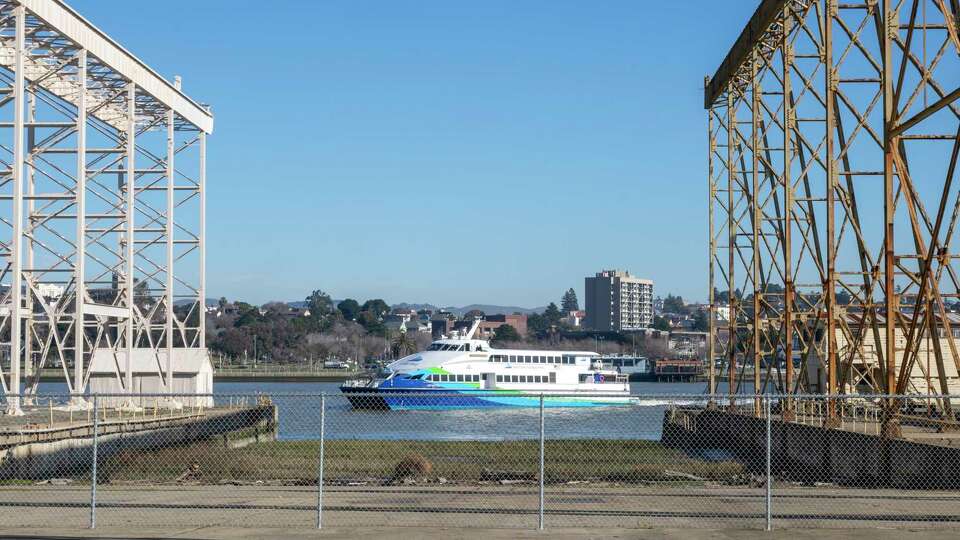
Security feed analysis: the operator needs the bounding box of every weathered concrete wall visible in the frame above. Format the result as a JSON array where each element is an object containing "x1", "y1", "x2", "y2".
[
  {"x1": 0, "y1": 405, "x2": 276, "y2": 480},
  {"x1": 662, "y1": 408, "x2": 960, "y2": 489}
]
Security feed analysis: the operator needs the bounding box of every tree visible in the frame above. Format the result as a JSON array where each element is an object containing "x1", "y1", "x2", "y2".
[
  {"x1": 357, "y1": 310, "x2": 384, "y2": 334},
  {"x1": 692, "y1": 309, "x2": 708, "y2": 332},
  {"x1": 527, "y1": 312, "x2": 547, "y2": 336},
  {"x1": 464, "y1": 309, "x2": 485, "y2": 320},
  {"x1": 361, "y1": 299, "x2": 390, "y2": 319},
  {"x1": 492, "y1": 324, "x2": 521, "y2": 344},
  {"x1": 305, "y1": 290, "x2": 333, "y2": 318},
  {"x1": 234, "y1": 306, "x2": 262, "y2": 327},
  {"x1": 653, "y1": 315, "x2": 670, "y2": 331},
  {"x1": 561, "y1": 288, "x2": 579, "y2": 312},
  {"x1": 337, "y1": 298, "x2": 361, "y2": 321},
  {"x1": 662, "y1": 294, "x2": 686, "y2": 314},
  {"x1": 218, "y1": 296, "x2": 228, "y2": 310},
  {"x1": 543, "y1": 302, "x2": 563, "y2": 326},
  {"x1": 390, "y1": 331, "x2": 417, "y2": 358}
]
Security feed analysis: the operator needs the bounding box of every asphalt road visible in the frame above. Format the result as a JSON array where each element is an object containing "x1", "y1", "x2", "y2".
[{"x1": 1, "y1": 483, "x2": 958, "y2": 532}]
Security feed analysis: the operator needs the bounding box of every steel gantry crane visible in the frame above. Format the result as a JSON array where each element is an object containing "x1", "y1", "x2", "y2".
[
  {"x1": 706, "y1": 0, "x2": 960, "y2": 431},
  {"x1": 0, "y1": 0, "x2": 213, "y2": 415}
]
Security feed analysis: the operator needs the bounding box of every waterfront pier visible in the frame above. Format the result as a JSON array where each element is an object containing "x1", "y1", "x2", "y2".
[{"x1": 1, "y1": 399, "x2": 276, "y2": 479}]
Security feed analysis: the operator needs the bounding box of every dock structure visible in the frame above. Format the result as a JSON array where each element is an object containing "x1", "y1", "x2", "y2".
[
  {"x1": 705, "y1": 0, "x2": 960, "y2": 426},
  {"x1": 0, "y1": 399, "x2": 276, "y2": 479},
  {"x1": 0, "y1": 0, "x2": 214, "y2": 414}
]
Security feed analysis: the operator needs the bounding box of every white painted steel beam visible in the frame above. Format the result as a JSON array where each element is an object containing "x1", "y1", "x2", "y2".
[
  {"x1": 17, "y1": 0, "x2": 213, "y2": 133},
  {"x1": 73, "y1": 47, "x2": 86, "y2": 400},
  {"x1": 7, "y1": 4, "x2": 25, "y2": 416}
]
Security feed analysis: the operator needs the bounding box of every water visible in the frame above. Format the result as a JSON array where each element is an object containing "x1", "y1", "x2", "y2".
[{"x1": 32, "y1": 380, "x2": 711, "y2": 441}]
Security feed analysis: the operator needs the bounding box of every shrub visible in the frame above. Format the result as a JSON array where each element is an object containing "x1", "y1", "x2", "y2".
[{"x1": 394, "y1": 453, "x2": 433, "y2": 479}]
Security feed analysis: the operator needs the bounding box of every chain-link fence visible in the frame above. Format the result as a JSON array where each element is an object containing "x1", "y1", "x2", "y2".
[{"x1": 2, "y1": 392, "x2": 959, "y2": 530}]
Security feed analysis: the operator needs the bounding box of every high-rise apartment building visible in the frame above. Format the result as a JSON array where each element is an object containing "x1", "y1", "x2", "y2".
[{"x1": 584, "y1": 270, "x2": 654, "y2": 331}]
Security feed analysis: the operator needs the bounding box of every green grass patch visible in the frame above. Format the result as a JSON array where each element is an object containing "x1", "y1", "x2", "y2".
[{"x1": 94, "y1": 438, "x2": 745, "y2": 485}]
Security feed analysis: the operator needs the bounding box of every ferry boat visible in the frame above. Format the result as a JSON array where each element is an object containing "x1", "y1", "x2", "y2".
[{"x1": 341, "y1": 321, "x2": 631, "y2": 409}]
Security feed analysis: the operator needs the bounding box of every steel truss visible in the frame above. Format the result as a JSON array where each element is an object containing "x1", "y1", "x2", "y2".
[
  {"x1": 707, "y1": 0, "x2": 960, "y2": 427},
  {"x1": 0, "y1": 0, "x2": 213, "y2": 415}
]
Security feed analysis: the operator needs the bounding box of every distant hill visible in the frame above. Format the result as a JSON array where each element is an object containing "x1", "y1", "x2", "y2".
[
  {"x1": 392, "y1": 302, "x2": 546, "y2": 316},
  {"x1": 218, "y1": 299, "x2": 549, "y2": 316}
]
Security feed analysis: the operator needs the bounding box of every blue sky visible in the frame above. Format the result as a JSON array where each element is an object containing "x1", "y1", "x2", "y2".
[{"x1": 73, "y1": 0, "x2": 757, "y2": 308}]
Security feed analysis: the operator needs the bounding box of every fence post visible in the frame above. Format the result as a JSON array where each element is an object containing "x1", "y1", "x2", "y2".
[
  {"x1": 317, "y1": 393, "x2": 326, "y2": 529},
  {"x1": 765, "y1": 394, "x2": 772, "y2": 531},
  {"x1": 538, "y1": 393, "x2": 545, "y2": 530},
  {"x1": 90, "y1": 395, "x2": 99, "y2": 529}
]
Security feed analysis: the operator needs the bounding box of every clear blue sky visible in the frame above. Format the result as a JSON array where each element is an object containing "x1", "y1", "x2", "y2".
[{"x1": 73, "y1": 0, "x2": 757, "y2": 308}]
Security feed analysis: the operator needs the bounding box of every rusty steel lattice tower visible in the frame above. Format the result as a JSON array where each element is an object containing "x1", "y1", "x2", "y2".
[
  {"x1": 0, "y1": 0, "x2": 213, "y2": 415},
  {"x1": 706, "y1": 0, "x2": 959, "y2": 424}
]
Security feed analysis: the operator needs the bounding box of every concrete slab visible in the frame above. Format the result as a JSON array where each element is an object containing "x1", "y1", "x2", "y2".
[{"x1": 0, "y1": 526, "x2": 958, "y2": 540}]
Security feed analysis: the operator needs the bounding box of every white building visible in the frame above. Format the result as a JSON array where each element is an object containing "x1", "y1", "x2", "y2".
[
  {"x1": 584, "y1": 270, "x2": 654, "y2": 332},
  {"x1": 88, "y1": 348, "x2": 214, "y2": 407}
]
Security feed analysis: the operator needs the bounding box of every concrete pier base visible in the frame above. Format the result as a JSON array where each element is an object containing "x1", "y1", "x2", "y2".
[
  {"x1": 662, "y1": 407, "x2": 960, "y2": 489},
  {"x1": 0, "y1": 404, "x2": 277, "y2": 480}
]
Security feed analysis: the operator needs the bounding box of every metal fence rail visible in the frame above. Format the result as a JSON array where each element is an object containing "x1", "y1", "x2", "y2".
[{"x1": 1, "y1": 392, "x2": 959, "y2": 530}]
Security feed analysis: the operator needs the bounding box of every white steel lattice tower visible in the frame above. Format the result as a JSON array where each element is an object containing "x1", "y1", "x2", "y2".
[{"x1": 0, "y1": 0, "x2": 213, "y2": 414}]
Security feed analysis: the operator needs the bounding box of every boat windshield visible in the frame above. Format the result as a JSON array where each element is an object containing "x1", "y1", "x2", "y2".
[{"x1": 428, "y1": 343, "x2": 465, "y2": 351}]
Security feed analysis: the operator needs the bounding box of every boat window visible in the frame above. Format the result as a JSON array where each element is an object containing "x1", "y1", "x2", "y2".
[
  {"x1": 455, "y1": 374, "x2": 463, "y2": 382},
  {"x1": 464, "y1": 344, "x2": 471, "y2": 352},
  {"x1": 496, "y1": 375, "x2": 503, "y2": 382},
  {"x1": 624, "y1": 360, "x2": 634, "y2": 367},
  {"x1": 410, "y1": 374, "x2": 423, "y2": 380},
  {"x1": 549, "y1": 372, "x2": 556, "y2": 383},
  {"x1": 519, "y1": 376, "x2": 527, "y2": 383},
  {"x1": 539, "y1": 356, "x2": 545, "y2": 363},
  {"x1": 428, "y1": 343, "x2": 443, "y2": 351},
  {"x1": 511, "y1": 375, "x2": 519, "y2": 383},
  {"x1": 525, "y1": 356, "x2": 531, "y2": 363}
]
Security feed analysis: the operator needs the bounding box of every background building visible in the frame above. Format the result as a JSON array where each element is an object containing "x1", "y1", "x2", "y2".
[{"x1": 584, "y1": 270, "x2": 654, "y2": 332}]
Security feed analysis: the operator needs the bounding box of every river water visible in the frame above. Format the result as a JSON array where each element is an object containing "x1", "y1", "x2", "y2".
[{"x1": 34, "y1": 380, "x2": 713, "y2": 441}]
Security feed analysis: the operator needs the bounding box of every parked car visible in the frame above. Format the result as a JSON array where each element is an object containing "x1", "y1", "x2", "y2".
[{"x1": 323, "y1": 360, "x2": 349, "y2": 369}]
